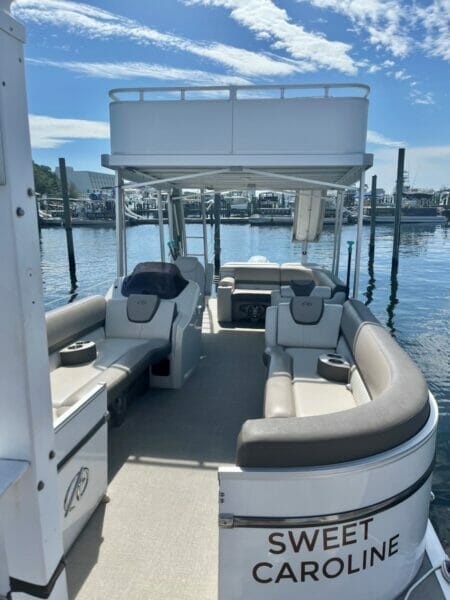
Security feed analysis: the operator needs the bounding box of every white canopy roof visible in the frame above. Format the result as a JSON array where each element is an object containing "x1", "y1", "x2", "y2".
[{"x1": 102, "y1": 83, "x2": 373, "y2": 191}]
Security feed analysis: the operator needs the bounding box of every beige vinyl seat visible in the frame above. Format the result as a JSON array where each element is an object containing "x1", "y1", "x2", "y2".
[
  {"x1": 236, "y1": 299, "x2": 430, "y2": 468},
  {"x1": 47, "y1": 295, "x2": 175, "y2": 416},
  {"x1": 263, "y1": 297, "x2": 362, "y2": 419},
  {"x1": 217, "y1": 261, "x2": 347, "y2": 323}
]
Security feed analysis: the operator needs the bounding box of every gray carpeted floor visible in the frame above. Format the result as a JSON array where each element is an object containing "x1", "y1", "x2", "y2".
[{"x1": 66, "y1": 299, "x2": 265, "y2": 599}]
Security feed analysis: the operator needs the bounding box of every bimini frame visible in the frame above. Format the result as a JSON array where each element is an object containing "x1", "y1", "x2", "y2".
[
  {"x1": 104, "y1": 82, "x2": 372, "y2": 297},
  {"x1": 113, "y1": 166, "x2": 366, "y2": 297}
]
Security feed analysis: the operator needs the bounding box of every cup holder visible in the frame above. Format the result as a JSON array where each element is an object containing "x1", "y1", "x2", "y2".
[
  {"x1": 60, "y1": 340, "x2": 97, "y2": 366},
  {"x1": 317, "y1": 353, "x2": 351, "y2": 383}
]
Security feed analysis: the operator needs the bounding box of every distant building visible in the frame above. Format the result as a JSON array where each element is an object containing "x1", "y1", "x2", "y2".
[{"x1": 55, "y1": 165, "x2": 114, "y2": 196}]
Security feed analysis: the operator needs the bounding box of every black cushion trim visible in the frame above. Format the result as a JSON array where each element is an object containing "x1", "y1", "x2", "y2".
[
  {"x1": 289, "y1": 296, "x2": 324, "y2": 325},
  {"x1": 289, "y1": 279, "x2": 315, "y2": 296}
]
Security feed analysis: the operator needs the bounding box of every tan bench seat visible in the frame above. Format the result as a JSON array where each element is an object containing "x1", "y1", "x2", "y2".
[
  {"x1": 237, "y1": 299, "x2": 430, "y2": 467},
  {"x1": 51, "y1": 337, "x2": 170, "y2": 408}
]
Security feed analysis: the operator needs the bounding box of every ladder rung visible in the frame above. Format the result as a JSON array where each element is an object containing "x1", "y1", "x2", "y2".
[
  {"x1": 186, "y1": 235, "x2": 205, "y2": 239},
  {"x1": 187, "y1": 253, "x2": 205, "y2": 257}
]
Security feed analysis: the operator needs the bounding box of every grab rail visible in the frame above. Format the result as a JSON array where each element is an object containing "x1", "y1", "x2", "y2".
[{"x1": 109, "y1": 83, "x2": 370, "y2": 102}]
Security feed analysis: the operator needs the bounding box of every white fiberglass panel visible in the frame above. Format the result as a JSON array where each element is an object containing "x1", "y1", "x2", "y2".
[
  {"x1": 110, "y1": 100, "x2": 232, "y2": 155},
  {"x1": 233, "y1": 97, "x2": 368, "y2": 155},
  {"x1": 109, "y1": 96, "x2": 368, "y2": 159}
]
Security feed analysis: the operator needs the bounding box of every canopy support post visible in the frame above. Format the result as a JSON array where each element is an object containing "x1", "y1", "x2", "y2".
[
  {"x1": 200, "y1": 189, "x2": 209, "y2": 266},
  {"x1": 301, "y1": 242, "x2": 308, "y2": 265},
  {"x1": 157, "y1": 188, "x2": 165, "y2": 262},
  {"x1": 333, "y1": 192, "x2": 344, "y2": 276},
  {"x1": 115, "y1": 169, "x2": 126, "y2": 276},
  {"x1": 352, "y1": 172, "x2": 365, "y2": 298}
]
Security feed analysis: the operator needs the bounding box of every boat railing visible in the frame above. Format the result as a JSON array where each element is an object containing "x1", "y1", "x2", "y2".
[{"x1": 109, "y1": 83, "x2": 370, "y2": 102}]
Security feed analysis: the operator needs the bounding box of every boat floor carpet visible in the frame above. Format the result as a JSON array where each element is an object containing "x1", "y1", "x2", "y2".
[{"x1": 66, "y1": 298, "x2": 266, "y2": 600}]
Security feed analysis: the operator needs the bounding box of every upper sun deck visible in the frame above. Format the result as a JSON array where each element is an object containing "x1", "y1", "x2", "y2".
[{"x1": 102, "y1": 83, "x2": 373, "y2": 190}]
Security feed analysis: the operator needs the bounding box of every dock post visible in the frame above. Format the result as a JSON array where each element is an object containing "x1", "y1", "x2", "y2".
[
  {"x1": 213, "y1": 192, "x2": 221, "y2": 276},
  {"x1": 392, "y1": 148, "x2": 405, "y2": 269},
  {"x1": 58, "y1": 157, "x2": 77, "y2": 289},
  {"x1": 369, "y1": 174, "x2": 377, "y2": 256}
]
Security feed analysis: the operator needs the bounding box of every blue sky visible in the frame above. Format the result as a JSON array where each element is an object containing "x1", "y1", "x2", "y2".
[{"x1": 11, "y1": 0, "x2": 450, "y2": 191}]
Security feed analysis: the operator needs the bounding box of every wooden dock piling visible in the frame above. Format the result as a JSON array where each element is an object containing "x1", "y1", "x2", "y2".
[
  {"x1": 392, "y1": 148, "x2": 405, "y2": 269},
  {"x1": 369, "y1": 174, "x2": 377, "y2": 255},
  {"x1": 58, "y1": 157, "x2": 77, "y2": 289},
  {"x1": 214, "y1": 192, "x2": 221, "y2": 275}
]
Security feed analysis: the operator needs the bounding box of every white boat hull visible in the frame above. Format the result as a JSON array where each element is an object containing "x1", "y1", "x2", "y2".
[{"x1": 218, "y1": 394, "x2": 438, "y2": 599}]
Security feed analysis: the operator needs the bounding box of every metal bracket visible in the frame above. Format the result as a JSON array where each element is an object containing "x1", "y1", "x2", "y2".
[{"x1": 218, "y1": 514, "x2": 234, "y2": 529}]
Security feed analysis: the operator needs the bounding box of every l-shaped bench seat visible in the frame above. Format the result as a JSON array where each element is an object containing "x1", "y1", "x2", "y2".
[
  {"x1": 47, "y1": 294, "x2": 175, "y2": 419},
  {"x1": 217, "y1": 261, "x2": 346, "y2": 323},
  {"x1": 236, "y1": 297, "x2": 430, "y2": 467}
]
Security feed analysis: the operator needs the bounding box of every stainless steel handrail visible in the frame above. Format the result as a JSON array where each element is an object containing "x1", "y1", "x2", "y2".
[{"x1": 109, "y1": 83, "x2": 370, "y2": 102}]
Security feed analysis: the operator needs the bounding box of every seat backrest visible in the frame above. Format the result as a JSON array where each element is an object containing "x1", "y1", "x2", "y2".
[
  {"x1": 46, "y1": 295, "x2": 106, "y2": 353},
  {"x1": 220, "y1": 262, "x2": 280, "y2": 285},
  {"x1": 276, "y1": 298, "x2": 343, "y2": 349},
  {"x1": 175, "y1": 256, "x2": 205, "y2": 294},
  {"x1": 280, "y1": 264, "x2": 314, "y2": 284},
  {"x1": 106, "y1": 295, "x2": 176, "y2": 341}
]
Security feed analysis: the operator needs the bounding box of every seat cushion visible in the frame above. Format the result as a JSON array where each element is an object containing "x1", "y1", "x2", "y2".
[
  {"x1": 293, "y1": 380, "x2": 356, "y2": 417},
  {"x1": 51, "y1": 337, "x2": 169, "y2": 408},
  {"x1": 287, "y1": 347, "x2": 336, "y2": 379},
  {"x1": 277, "y1": 302, "x2": 343, "y2": 348}
]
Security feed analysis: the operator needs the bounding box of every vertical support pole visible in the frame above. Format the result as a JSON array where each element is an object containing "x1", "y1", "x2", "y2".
[
  {"x1": 115, "y1": 169, "x2": 126, "y2": 276},
  {"x1": 58, "y1": 157, "x2": 77, "y2": 290},
  {"x1": 352, "y1": 172, "x2": 365, "y2": 298},
  {"x1": 392, "y1": 148, "x2": 405, "y2": 270},
  {"x1": 213, "y1": 192, "x2": 221, "y2": 275},
  {"x1": 157, "y1": 188, "x2": 165, "y2": 262},
  {"x1": 200, "y1": 189, "x2": 208, "y2": 266},
  {"x1": 300, "y1": 242, "x2": 308, "y2": 265},
  {"x1": 0, "y1": 3, "x2": 68, "y2": 596},
  {"x1": 369, "y1": 174, "x2": 377, "y2": 255},
  {"x1": 332, "y1": 192, "x2": 344, "y2": 276}
]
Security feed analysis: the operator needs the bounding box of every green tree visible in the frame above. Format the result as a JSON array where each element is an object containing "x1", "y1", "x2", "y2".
[{"x1": 33, "y1": 161, "x2": 61, "y2": 197}]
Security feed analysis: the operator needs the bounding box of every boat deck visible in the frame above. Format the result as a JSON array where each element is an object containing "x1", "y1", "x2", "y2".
[
  {"x1": 66, "y1": 299, "x2": 447, "y2": 600},
  {"x1": 66, "y1": 299, "x2": 265, "y2": 599}
]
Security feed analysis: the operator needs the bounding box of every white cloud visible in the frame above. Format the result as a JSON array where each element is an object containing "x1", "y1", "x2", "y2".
[
  {"x1": 371, "y1": 145, "x2": 450, "y2": 191},
  {"x1": 367, "y1": 130, "x2": 405, "y2": 147},
  {"x1": 27, "y1": 59, "x2": 251, "y2": 85},
  {"x1": 184, "y1": 0, "x2": 357, "y2": 74},
  {"x1": 299, "y1": 0, "x2": 411, "y2": 57},
  {"x1": 394, "y1": 69, "x2": 411, "y2": 80},
  {"x1": 409, "y1": 88, "x2": 435, "y2": 106},
  {"x1": 416, "y1": 0, "x2": 450, "y2": 62},
  {"x1": 29, "y1": 114, "x2": 109, "y2": 148},
  {"x1": 13, "y1": 0, "x2": 305, "y2": 77}
]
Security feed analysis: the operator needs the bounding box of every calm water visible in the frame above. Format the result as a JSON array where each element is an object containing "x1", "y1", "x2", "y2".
[{"x1": 40, "y1": 222, "x2": 450, "y2": 549}]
